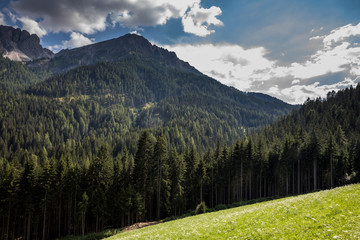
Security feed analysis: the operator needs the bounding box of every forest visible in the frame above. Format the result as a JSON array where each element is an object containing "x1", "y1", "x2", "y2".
[
  {"x1": 0, "y1": 83, "x2": 359, "y2": 239},
  {"x1": 0, "y1": 52, "x2": 359, "y2": 239}
]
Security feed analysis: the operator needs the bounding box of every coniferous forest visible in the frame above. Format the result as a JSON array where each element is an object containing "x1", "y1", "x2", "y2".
[{"x1": 0, "y1": 52, "x2": 360, "y2": 239}]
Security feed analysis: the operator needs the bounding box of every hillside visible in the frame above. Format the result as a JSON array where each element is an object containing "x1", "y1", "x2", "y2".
[
  {"x1": 0, "y1": 56, "x2": 41, "y2": 91},
  {"x1": 107, "y1": 184, "x2": 360, "y2": 239}
]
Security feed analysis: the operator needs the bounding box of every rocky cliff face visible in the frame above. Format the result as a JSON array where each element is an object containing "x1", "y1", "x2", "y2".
[{"x1": 0, "y1": 25, "x2": 54, "y2": 61}]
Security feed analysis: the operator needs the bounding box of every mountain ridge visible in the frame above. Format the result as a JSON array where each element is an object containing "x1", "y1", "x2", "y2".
[
  {"x1": 0, "y1": 25, "x2": 54, "y2": 61},
  {"x1": 29, "y1": 33, "x2": 200, "y2": 75}
]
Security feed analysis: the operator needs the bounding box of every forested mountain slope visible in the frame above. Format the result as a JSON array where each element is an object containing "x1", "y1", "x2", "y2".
[
  {"x1": 0, "y1": 56, "x2": 41, "y2": 91},
  {"x1": 219, "y1": 84, "x2": 360, "y2": 202}
]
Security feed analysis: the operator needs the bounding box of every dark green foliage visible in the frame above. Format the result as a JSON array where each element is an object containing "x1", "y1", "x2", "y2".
[
  {"x1": 0, "y1": 56, "x2": 41, "y2": 91},
  {"x1": 24, "y1": 57, "x2": 294, "y2": 150}
]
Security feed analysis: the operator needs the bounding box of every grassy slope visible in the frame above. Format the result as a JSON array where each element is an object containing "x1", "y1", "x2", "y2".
[{"x1": 107, "y1": 184, "x2": 360, "y2": 239}]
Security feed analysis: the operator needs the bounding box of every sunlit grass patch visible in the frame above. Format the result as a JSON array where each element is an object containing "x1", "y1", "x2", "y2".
[{"x1": 106, "y1": 184, "x2": 360, "y2": 239}]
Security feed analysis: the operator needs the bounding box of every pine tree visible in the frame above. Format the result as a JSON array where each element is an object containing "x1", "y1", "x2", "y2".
[
  {"x1": 87, "y1": 145, "x2": 113, "y2": 232},
  {"x1": 19, "y1": 154, "x2": 38, "y2": 240},
  {"x1": 78, "y1": 192, "x2": 88, "y2": 236},
  {"x1": 169, "y1": 147, "x2": 186, "y2": 216},
  {"x1": 153, "y1": 130, "x2": 169, "y2": 219},
  {"x1": 39, "y1": 157, "x2": 55, "y2": 240},
  {"x1": 133, "y1": 130, "x2": 154, "y2": 220}
]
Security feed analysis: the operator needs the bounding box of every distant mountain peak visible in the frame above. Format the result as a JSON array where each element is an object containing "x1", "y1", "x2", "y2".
[
  {"x1": 37, "y1": 33, "x2": 200, "y2": 75},
  {"x1": 0, "y1": 25, "x2": 54, "y2": 61}
]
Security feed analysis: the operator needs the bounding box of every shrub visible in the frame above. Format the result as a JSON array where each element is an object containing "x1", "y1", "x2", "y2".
[
  {"x1": 214, "y1": 204, "x2": 227, "y2": 211},
  {"x1": 195, "y1": 202, "x2": 207, "y2": 214}
]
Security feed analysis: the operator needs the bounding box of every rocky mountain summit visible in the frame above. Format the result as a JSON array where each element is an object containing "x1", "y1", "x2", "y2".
[
  {"x1": 0, "y1": 25, "x2": 54, "y2": 61},
  {"x1": 39, "y1": 33, "x2": 200, "y2": 74}
]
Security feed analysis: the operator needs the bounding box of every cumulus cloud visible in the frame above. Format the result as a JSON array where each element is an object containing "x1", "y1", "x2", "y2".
[
  {"x1": 9, "y1": 0, "x2": 222, "y2": 37},
  {"x1": 274, "y1": 77, "x2": 360, "y2": 104},
  {"x1": 166, "y1": 22, "x2": 360, "y2": 104},
  {"x1": 130, "y1": 30, "x2": 141, "y2": 36},
  {"x1": 182, "y1": 3, "x2": 223, "y2": 37},
  {"x1": 322, "y1": 23, "x2": 360, "y2": 49},
  {"x1": 17, "y1": 16, "x2": 47, "y2": 37},
  {"x1": 165, "y1": 43, "x2": 274, "y2": 89},
  {"x1": 49, "y1": 32, "x2": 94, "y2": 52}
]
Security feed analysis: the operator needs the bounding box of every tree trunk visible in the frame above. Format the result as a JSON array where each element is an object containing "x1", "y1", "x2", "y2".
[
  {"x1": 330, "y1": 155, "x2": 333, "y2": 188},
  {"x1": 58, "y1": 204, "x2": 61, "y2": 238},
  {"x1": 157, "y1": 159, "x2": 161, "y2": 220},
  {"x1": 96, "y1": 215, "x2": 99, "y2": 232},
  {"x1": 297, "y1": 158, "x2": 300, "y2": 194},
  {"x1": 313, "y1": 159, "x2": 317, "y2": 190},
  {"x1": 286, "y1": 173, "x2": 289, "y2": 195},
  {"x1": 211, "y1": 168, "x2": 214, "y2": 208},
  {"x1": 68, "y1": 195, "x2": 72, "y2": 235},
  {"x1": 249, "y1": 173, "x2": 252, "y2": 200},
  {"x1": 81, "y1": 212, "x2": 85, "y2": 236},
  {"x1": 6, "y1": 206, "x2": 10, "y2": 240},
  {"x1": 292, "y1": 164, "x2": 295, "y2": 195},
  {"x1": 26, "y1": 213, "x2": 31, "y2": 240},
  {"x1": 240, "y1": 161, "x2": 243, "y2": 200},
  {"x1": 227, "y1": 175, "x2": 231, "y2": 204},
  {"x1": 42, "y1": 204, "x2": 47, "y2": 240}
]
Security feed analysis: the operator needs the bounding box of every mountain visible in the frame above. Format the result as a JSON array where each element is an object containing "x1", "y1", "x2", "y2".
[
  {"x1": 25, "y1": 56, "x2": 296, "y2": 149},
  {"x1": 0, "y1": 28, "x2": 297, "y2": 149},
  {"x1": 0, "y1": 25, "x2": 54, "y2": 61},
  {"x1": 29, "y1": 33, "x2": 200, "y2": 75},
  {"x1": 0, "y1": 29, "x2": 297, "y2": 151}
]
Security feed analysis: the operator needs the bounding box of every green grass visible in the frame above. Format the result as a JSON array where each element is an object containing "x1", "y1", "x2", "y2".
[{"x1": 106, "y1": 184, "x2": 360, "y2": 239}]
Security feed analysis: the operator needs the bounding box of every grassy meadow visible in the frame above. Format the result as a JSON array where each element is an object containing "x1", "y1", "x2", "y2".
[{"x1": 105, "y1": 184, "x2": 360, "y2": 239}]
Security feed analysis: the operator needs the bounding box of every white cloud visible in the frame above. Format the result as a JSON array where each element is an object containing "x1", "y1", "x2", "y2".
[
  {"x1": 275, "y1": 78, "x2": 360, "y2": 104},
  {"x1": 182, "y1": 3, "x2": 223, "y2": 37},
  {"x1": 130, "y1": 30, "x2": 141, "y2": 36},
  {"x1": 165, "y1": 43, "x2": 274, "y2": 89},
  {"x1": 9, "y1": 0, "x2": 222, "y2": 37},
  {"x1": 166, "y1": 22, "x2": 360, "y2": 104},
  {"x1": 17, "y1": 16, "x2": 47, "y2": 37},
  {"x1": 322, "y1": 23, "x2": 360, "y2": 49},
  {"x1": 49, "y1": 32, "x2": 94, "y2": 52},
  {"x1": 0, "y1": 12, "x2": 6, "y2": 25},
  {"x1": 311, "y1": 27, "x2": 323, "y2": 33},
  {"x1": 292, "y1": 79, "x2": 300, "y2": 85}
]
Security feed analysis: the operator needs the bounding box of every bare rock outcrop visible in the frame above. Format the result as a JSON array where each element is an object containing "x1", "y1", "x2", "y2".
[{"x1": 0, "y1": 25, "x2": 54, "y2": 61}]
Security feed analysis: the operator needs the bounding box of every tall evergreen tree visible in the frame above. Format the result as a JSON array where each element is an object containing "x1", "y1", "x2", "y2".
[
  {"x1": 153, "y1": 130, "x2": 170, "y2": 219},
  {"x1": 133, "y1": 131, "x2": 154, "y2": 220}
]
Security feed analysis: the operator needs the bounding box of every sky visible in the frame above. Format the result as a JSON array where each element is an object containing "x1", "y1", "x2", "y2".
[{"x1": 1, "y1": 0, "x2": 360, "y2": 104}]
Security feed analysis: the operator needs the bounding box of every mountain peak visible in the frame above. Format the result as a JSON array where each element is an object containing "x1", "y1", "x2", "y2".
[
  {"x1": 0, "y1": 25, "x2": 54, "y2": 61},
  {"x1": 41, "y1": 33, "x2": 199, "y2": 75}
]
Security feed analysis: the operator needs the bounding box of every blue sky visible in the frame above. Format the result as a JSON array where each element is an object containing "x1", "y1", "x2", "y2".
[{"x1": 1, "y1": 0, "x2": 359, "y2": 104}]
